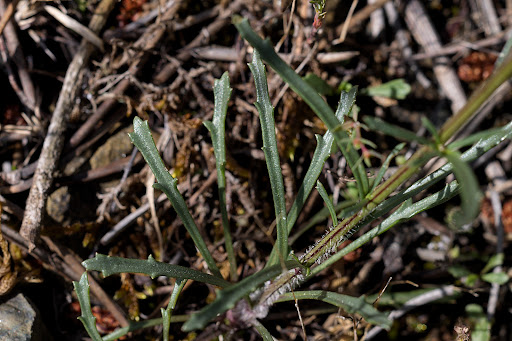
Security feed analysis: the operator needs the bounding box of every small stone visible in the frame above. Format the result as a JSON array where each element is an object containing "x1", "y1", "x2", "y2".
[
  {"x1": 46, "y1": 186, "x2": 71, "y2": 224},
  {"x1": 0, "y1": 293, "x2": 47, "y2": 341}
]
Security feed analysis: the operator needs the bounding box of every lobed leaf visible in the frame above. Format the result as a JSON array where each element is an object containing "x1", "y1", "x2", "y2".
[
  {"x1": 129, "y1": 117, "x2": 222, "y2": 278},
  {"x1": 83, "y1": 254, "x2": 230, "y2": 288},
  {"x1": 204, "y1": 72, "x2": 237, "y2": 280},
  {"x1": 73, "y1": 272, "x2": 103, "y2": 341},
  {"x1": 267, "y1": 88, "x2": 357, "y2": 266},
  {"x1": 248, "y1": 50, "x2": 288, "y2": 262}
]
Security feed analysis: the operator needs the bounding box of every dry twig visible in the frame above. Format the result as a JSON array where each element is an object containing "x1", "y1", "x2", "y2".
[
  {"x1": 20, "y1": 0, "x2": 116, "y2": 250},
  {"x1": 405, "y1": 0, "x2": 467, "y2": 113}
]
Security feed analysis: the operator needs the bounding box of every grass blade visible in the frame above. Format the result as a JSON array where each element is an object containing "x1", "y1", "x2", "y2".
[
  {"x1": 204, "y1": 72, "x2": 237, "y2": 280},
  {"x1": 83, "y1": 254, "x2": 230, "y2": 288},
  {"x1": 129, "y1": 117, "x2": 222, "y2": 278},
  {"x1": 234, "y1": 17, "x2": 369, "y2": 198},
  {"x1": 248, "y1": 50, "x2": 288, "y2": 262}
]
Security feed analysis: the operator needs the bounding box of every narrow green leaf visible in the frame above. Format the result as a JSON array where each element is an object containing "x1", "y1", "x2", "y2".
[
  {"x1": 182, "y1": 260, "x2": 302, "y2": 331},
  {"x1": 361, "y1": 79, "x2": 411, "y2": 99},
  {"x1": 276, "y1": 290, "x2": 392, "y2": 329},
  {"x1": 443, "y1": 150, "x2": 482, "y2": 227},
  {"x1": 73, "y1": 272, "x2": 103, "y2": 341},
  {"x1": 204, "y1": 72, "x2": 237, "y2": 280},
  {"x1": 481, "y1": 253, "x2": 504, "y2": 274},
  {"x1": 129, "y1": 117, "x2": 222, "y2": 278},
  {"x1": 421, "y1": 117, "x2": 441, "y2": 145},
  {"x1": 253, "y1": 321, "x2": 276, "y2": 341},
  {"x1": 363, "y1": 117, "x2": 430, "y2": 145},
  {"x1": 303, "y1": 73, "x2": 334, "y2": 96},
  {"x1": 83, "y1": 254, "x2": 230, "y2": 288},
  {"x1": 481, "y1": 272, "x2": 509, "y2": 285},
  {"x1": 370, "y1": 143, "x2": 406, "y2": 192},
  {"x1": 234, "y1": 17, "x2": 369, "y2": 197},
  {"x1": 162, "y1": 278, "x2": 187, "y2": 341},
  {"x1": 266, "y1": 88, "x2": 357, "y2": 266},
  {"x1": 315, "y1": 180, "x2": 338, "y2": 226},
  {"x1": 447, "y1": 126, "x2": 509, "y2": 150},
  {"x1": 248, "y1": 50, "x2": 288, "y2": 262}
]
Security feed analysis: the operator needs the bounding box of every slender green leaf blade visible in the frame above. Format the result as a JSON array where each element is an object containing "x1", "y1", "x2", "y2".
[
  {"x1": 129, "y1": 117, "x2": 222, "y2": 278},
  {"x1": 234, "y1": 17, "x2": 369, "y2": 197},
  {"x1": 248, "y1": 50, "x2": 288, "y2": 261},
  {"x1": 83, "y1": 254, "x2": 230, "y2": 288},
  {"x1": 355, "y1": 121, "x2": 512, "y2": 232},
  {"x1": 253, "y1": 321, "x2": 276, "y2": 341},
  {"x1": 204, "y1": 72, "x2": 237, "y2": 280},
  {"x1": 303, "y1": 73, "x2": 333, "y2": 96},
  {"x1": 370, "y1": 143, "x2": 406, "y2": 192},
  {"x1": 73, "y1": 272, "x2": 103, "y2": 341},
  {"x1": 443, "y1": 150, "x2": 482, "y2": 227},
  {"x1": 266, "y1": 88, "x2": 357, "y2": 266},
  {"x1": 276, "y1": 290, "x2": 391, "y2": 329},
  {"x1": 316, "y1": 180, "x2": 338, "y2": 226},
  {"x1": 364, "y1": 117, "x2": 430, "y2": 144}
]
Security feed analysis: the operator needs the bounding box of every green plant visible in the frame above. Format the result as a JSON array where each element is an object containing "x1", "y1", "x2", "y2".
[{"x1": 75, "y1": 17, "x2": 512, "y2": 340}]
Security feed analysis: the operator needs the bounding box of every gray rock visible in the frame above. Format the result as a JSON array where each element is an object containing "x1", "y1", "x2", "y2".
[
  {"x1": 46, "y1": 186, "x2": 71, "y2": 224},
  {"x1": 0, "y1": 293, "x2": 49, "y2": 341}
]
